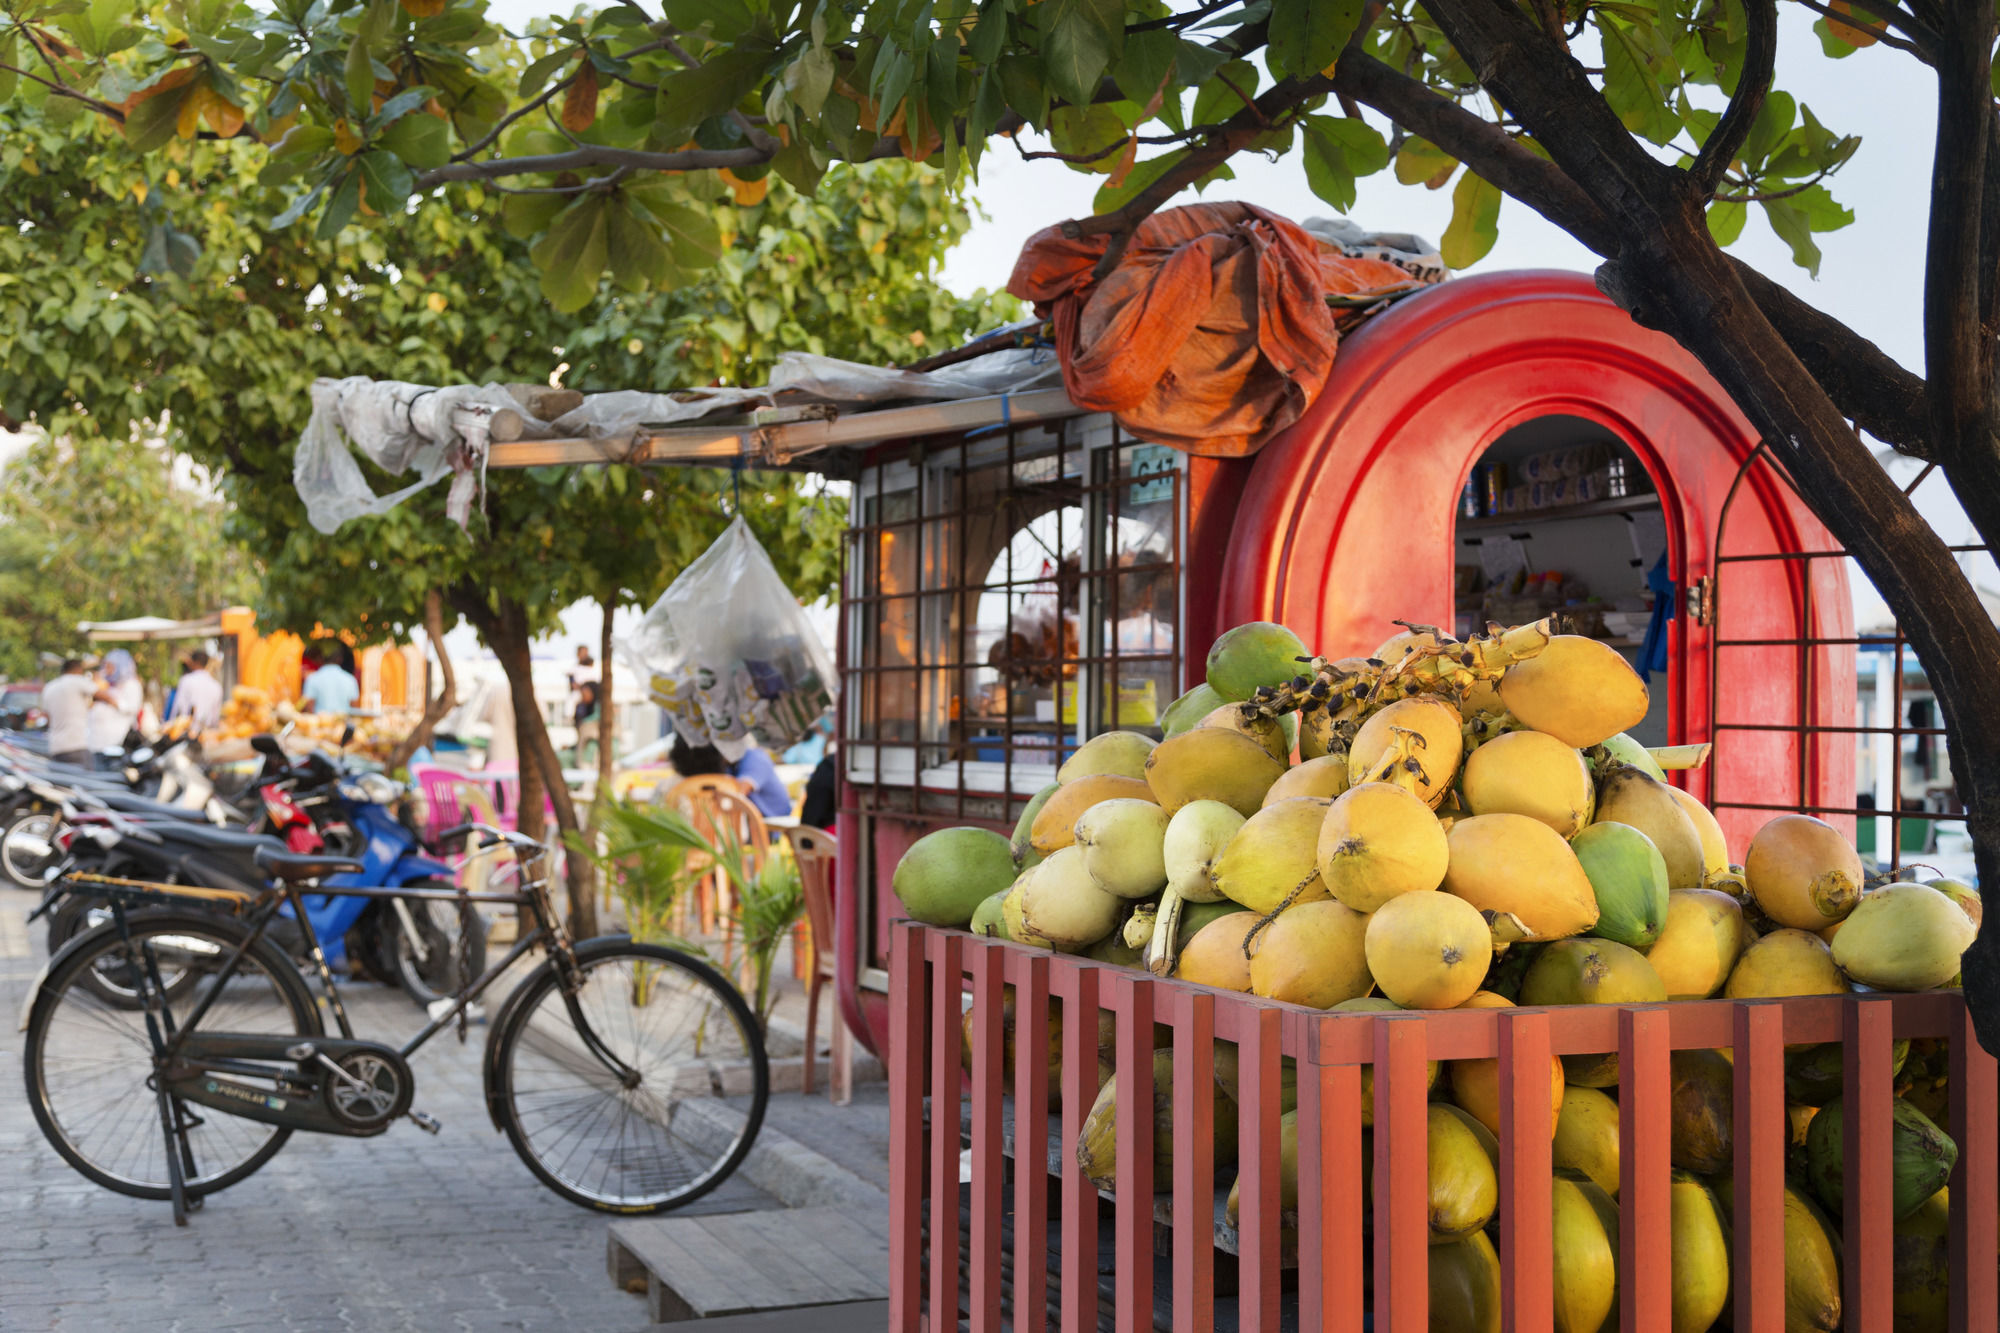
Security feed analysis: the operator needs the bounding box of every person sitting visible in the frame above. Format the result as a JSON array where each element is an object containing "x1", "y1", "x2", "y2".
[
  {"x1": 670, "y1": 736, "x2": 793, "y2": 820},
  {"x1": 300, "y1": 645, "x2": 359, "y2": 715}
]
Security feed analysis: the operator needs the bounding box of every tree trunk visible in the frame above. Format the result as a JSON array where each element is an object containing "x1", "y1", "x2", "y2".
[
  {"x1": 452, "y1": 587, "x2": 600, "y2": 939},
  {"x1": 386, "y1": 590, "x2": 458, "y2": 771}
]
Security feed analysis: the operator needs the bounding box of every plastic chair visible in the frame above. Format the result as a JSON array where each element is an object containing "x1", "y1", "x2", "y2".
[
  {"x1": 664, "y1": 777, "x2": 769, "y2": 949},
  {"x1": 410, "y1": 763, "x2": 468, "y2": 838},
  {"x1": 785, "y1": 825, "x2": 849, "y2": 1103}
]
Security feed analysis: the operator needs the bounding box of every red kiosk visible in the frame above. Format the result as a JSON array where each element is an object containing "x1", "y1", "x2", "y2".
[{"x1": 833, "y1": 268, "x2": 1853, "y2": 1060}]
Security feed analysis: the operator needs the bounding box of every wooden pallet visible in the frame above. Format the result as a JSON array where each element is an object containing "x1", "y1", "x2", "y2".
[{"x1": 608, "y1": 1206, "x2": 891, "y2": 1323}]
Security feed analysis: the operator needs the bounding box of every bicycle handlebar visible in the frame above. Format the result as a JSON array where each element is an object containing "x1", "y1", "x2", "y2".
[{"x1": 435, "y1": 821, "x2": 546, "y2": 852}]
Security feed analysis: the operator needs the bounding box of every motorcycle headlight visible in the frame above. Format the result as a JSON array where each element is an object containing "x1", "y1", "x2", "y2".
[
  {"x1": 0, "y1": 775, "x2": 21, "y2": 794},
  {"x1": 353, "y1": 772, "x2": 402, "y2": 805}
]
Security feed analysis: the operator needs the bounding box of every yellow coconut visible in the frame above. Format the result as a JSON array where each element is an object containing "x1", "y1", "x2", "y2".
[
  {"x1": 1450, "y1": 1032, "x2": 1563, "y2": 1140},
  {"x1": 1744, "y1": 813, "x2": 1864, "y2": 930},
  {"x1": 1497, "y1": 635, "x2": 1648, "y2": 748},
  {"x1": 1669, "y1": 1172, "x2": 1732, "y2": 1333},
  {"x1": 1247, "y1": 900, "x2": 1373, "y2": 1009},
  {"x1": 1175, "y1": 911, "x2": 1258, "y2": 993},
  {"x1": 1460, "y1": 729, "x2": 1595, "y2": 838},
  {"x1": 1346, "y1": 696, "x2": 1465, "y2": 808},
  {"x1": 1373, "y1": 626, "x2": 1455, "y2": 663},
  {"x1": 1262, "y1": 754, "x2": 1350, "y2": 806},
  {"x1": 1552, "y1": 1085, "x2": 1621, "y2": 1198},
  {"x1": 1429, "y1": 1232, "x2": 1504, "y2": 1333},
  {"x1": 1442, "y1": 813, "x2": 1601, "y2": 941},
  {"x1": 1723, "y1": 927, "x2": 1850, "y2": 1000},
  {"x1": 1594, "y1": 765, "x2": 1706, "y2": 890},
  {"x1": 1456, "y1": 677, "x2": 1505, "y2": 722},
  {"x1": 1423, "y1": 1102, "x2": 1500, "y2": 1241},
  {"x1": 1664, "y1": 784, "x2": 1731, "y2": 880},
  {"x1": 1145, "y1": 726, "x2": 1288, "y2": 816},
  {"x1": 1645, "y1": 888, "x2": 1750, "y2": 999},
  {"x1": 1198, "y1": 703, "x2": 1292, "y2": 764},
  {"x1": 1333, "y1": 996, "x2": 1441, "y2": 1126},
  {"x1": 1521, "y1": 938, "x2": 1668, "y2": 1086},
  {"x1": 1365, "y1": 889, "x2": 1493, "y2": 1010},
  {"x1": 1057, "y1": 730, "x2": 1157, "y2": 784},
  {"x1": 1210, "y1": 797, "x2": 1334, "y2": 916},
  {"x1": 1317, "y1": 781, "x2": 1451, "y2": 913},
  {"x1": 1551, "y1": 1169, "x2": 1620, "y2": 1333},
  {"x1": 1029, "y1": 773, "x2": 1157, "y2": 854}
]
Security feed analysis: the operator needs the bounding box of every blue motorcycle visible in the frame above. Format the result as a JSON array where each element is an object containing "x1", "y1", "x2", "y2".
[{"x1": 287, "y1": 769, "x2": 487, "y2": 1005}]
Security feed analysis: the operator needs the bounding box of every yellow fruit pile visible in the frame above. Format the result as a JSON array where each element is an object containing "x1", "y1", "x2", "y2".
[
  {"x1": 900, "y1": 616, "x2": 1981, "y2": 1332},
  {"x1": 204, "y1": 686, "x2": 419, "y2": 762}
]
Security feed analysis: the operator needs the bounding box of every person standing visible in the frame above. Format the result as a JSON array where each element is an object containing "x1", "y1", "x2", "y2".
[
  {"x1": 41, "y1": 659, "x2": 97, "y2": 767},
  {"x1": 299, "y1": 646, "x2": 359, "y2": 715},
  {"x1": 87, "y1": 649, "x2": 144, "y2": 761},
  {"x1": 165, "y1": 650, "x2": 224, "y2": 733}
]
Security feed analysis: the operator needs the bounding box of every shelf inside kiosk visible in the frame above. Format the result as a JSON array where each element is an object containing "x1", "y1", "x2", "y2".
[
  {"x1": 845, "y1": 425, "x2": 1183, "y2": 796},
  {"x1": 1455, "y1": 414, "x2": 1671, "y2": 746}
]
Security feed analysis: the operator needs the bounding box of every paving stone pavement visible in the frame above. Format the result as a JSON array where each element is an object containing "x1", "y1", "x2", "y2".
[{"x1": 0, "y1": 887, "x2": 780, "y2": 1333}]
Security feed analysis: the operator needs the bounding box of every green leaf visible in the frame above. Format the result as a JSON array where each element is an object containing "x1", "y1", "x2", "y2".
[
  {"x1": 366, "y1": 86, "x2": 434, "y2": 134},
  {"x1": 995, "y1": 53, "x2": 1048, "y2": 129},
  {"x1": 1761, "y1": 197, "x2": 1823, "y2": 276},
  {"x1": 316, "y1": 167, "x2": 363, "y2": 241},
  {"x1": 1191, "y1": 61, "x2": 1256, "y2": 129},
  {"x1": 1267, "y1": 0, "x2": 1360, "y2": 81},
  {"x1": 123, "y1": 83, "x2": 192, "y2": 153},
  {"x1": 379, "y1": 112, "x2": 449, "y2": 168},
  {"x1": 770, "y1": 134, "x2": 828, "y2": 194},
  {"x1": 532, "y1": 195, "x2": 612, "y2": 312},
  {"x1": 518, "y1": 49, "x2": 573, "y2": 102},
  {"x1": 1441, "y1": 168, "x2": 1501, "y2": 270},
  {"x1": 654, "y1": 45, "x2": 771, "y2": 141},
  {"x1": 605, "y1": 199, "x2": 675, "y2": 292},
  {"x1": 0, "y1": 35, "x2": 16, "y2": 104},
  {"x1": 503, "y1": 191, "x2": 568, "y2": 239},
  {"x1": 1706, "y1": 198, "x2": 1746, "y2": 246},
  {"x1": 345, "y1": 34, "x2": 377, "y2": 113},
  {"x1": 1041, "y1": 0, "x2": 1114, "y2": 106},
  {"x1": 785, "y1": 47, "x2": 836, "y2": 119},
  {"x1": 967, "y1": 1, "x2": 1008, "y2": 66},
  {"x1": 270, "y1": 172, "x2": 330, "y2": 229},
  {"x1": 1049, "y1": 103, "x2": 1126, "y2": 173},
  {"x1": 661, "y1": 0, "x2": 756, "y2": 42},
  {"x1": 1393, "y1": 136, "x2": 1454, "y2": 186},
  {"x1": 1112, "y1": 28, "x2": 1177, "y2": 106},
  {"x1": 1172, "y1": 38, "x2": 1229, "y2": 91},
  {"x1": 1597, "y1": 16, "x2": 1681, "y2": 147},
  {"x1": 356, "y1": 150, "x2": 413, "y2": 210},
  {"x1": 1813, "y1": 16, "x2": 1859, "y2": 57},
  {"x1": 1301, "y1": 115, "x2": 1387, "y2": 212},
  {"x1": 1742, "y1": 90, "x2": 1795, "y2": 166},
  {"x1": 627, "y1": 191, "x2": 724, "y2": 269}
]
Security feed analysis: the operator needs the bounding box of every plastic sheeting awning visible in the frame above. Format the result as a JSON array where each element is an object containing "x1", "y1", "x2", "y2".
[{"x1": 78, "y1": 615, "x2": 224, "y2": 642}]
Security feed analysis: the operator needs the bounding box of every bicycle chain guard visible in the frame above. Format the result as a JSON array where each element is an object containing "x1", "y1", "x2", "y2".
[{"x1": 162, "y1": 1034, "x2": 413, "y2": 1138}]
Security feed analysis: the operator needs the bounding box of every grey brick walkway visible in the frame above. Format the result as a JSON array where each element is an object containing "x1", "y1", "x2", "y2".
[{"x1": 0, "y1": 888, "x2": 777, "y2": 1333}]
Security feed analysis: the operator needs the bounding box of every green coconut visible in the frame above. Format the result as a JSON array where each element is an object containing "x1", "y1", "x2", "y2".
[
  {"x1": 969, "y1": 889, "x2": 1011, "y2": 940},
  {"x1": 1205, "y1": 622, "x2": 1311, "y2": 703},
  {"x1": 1804, "y1": 1095, "x2": 1958, "y2": 1222},
  {"x1": 1572, "y1": 821, "x2": 1671, "y2": 949},
  {"x1": 892, "y1": 826, "x2": 1018, "y2": 927},
  {"x1": 1784, "y1": 1038, "x2": 1910, "y2": 1108},
  {"x1": 1011, "y1": 783, "x2": 1059, "y2": 871}
]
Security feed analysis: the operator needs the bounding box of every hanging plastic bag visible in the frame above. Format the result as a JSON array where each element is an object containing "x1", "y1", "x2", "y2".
[{"x1": 618, "y1": 517, "x2": 836, "y2": 761}]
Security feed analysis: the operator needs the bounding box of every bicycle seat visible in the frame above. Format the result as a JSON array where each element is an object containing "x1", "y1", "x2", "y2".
[{"x1": 253, "y1": 846, "x2": 366, "y2": 882}]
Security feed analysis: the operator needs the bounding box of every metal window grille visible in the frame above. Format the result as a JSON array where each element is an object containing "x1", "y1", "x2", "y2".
[
  {"x1": 838, "y1": 415, "x2": 1185, "y2": 961},
  {"x1": 1709, "y1": 443, "x2": 1986, "y2": 875}
]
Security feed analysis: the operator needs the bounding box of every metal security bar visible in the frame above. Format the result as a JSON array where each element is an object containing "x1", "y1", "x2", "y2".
[{"x1": 1709, "y1": 444, "x2": 1986, "y2": 875}]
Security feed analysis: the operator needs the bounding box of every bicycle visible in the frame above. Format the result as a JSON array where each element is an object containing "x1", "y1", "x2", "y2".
[{"x1": 21, "y1": 822, "x2": 769, "y2": 1225}]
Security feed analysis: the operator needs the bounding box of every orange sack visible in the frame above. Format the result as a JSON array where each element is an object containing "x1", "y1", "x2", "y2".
[{"x1": 1007, "y1": 202, "x2": 1424, "y2": 458}]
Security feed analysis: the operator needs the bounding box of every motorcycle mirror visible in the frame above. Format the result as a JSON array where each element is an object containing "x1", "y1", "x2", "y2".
[
  {"x1": 339, "y1": 722, "x2": 355, "y2": 747},
  {"x1": 251, "y1": 734, "x2": 285, "y2": 759}
]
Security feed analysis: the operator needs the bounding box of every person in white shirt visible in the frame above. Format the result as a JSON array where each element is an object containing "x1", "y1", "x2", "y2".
[
  {"x1": 41, "y1": 659, "x2": 98, "y2": 766},
  {"x1": 86, "y1": 648, "x2": 144, "y2": 760},
  {"x1": 165, "y1": 650, "x2": 224, "y2": 734}
]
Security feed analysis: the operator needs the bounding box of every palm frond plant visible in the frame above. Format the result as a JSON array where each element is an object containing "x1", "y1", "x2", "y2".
[{"x1": 729, "y1": 856, "x2": 806, "y2": 1031}]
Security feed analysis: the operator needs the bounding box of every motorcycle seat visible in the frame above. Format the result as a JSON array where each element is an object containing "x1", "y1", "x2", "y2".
[
  {"x1": 147, "y1": 822, "x2": 283, "y2": 853},
  {"x1": 253, "y1": 847, "x2": 366, "y2": 882},
  {"x1": 90, "y1": 791, "x2": 213, "y2": 821}
]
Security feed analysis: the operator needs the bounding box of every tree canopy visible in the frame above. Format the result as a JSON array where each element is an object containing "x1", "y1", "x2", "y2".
[{"x1": 0, "y1": 433, "x2": 260, "y2": 680}]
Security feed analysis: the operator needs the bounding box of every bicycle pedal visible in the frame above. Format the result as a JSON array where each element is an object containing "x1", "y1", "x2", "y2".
[{"x1": 407, "y1": 1110, "x2": 443, "y2": 1135}]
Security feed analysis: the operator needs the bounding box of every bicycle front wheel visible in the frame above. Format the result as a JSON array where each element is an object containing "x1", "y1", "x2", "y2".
[
  {"x1": 24, "y1": 910, "x2": 322, "y2": 1200},
  {"x1": 490, "y1": 938, "x2": 768, "y2": 1213}
]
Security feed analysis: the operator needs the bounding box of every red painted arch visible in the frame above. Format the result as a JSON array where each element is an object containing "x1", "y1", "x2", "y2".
[{"x1": 1208, "y1": 269, "x2": 1854, "y2": 854}]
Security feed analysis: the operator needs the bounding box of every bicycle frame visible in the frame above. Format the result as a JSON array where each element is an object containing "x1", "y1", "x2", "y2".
[{"x1": 68, "y1": 839, "x2": 641, "y2": 1223}]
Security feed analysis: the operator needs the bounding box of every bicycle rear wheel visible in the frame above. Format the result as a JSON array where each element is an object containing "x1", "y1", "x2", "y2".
[
  {"x1": 24, "y1": 911, "x2": 322, "y2": 1200},
  {"x1": 490, "y1": 938, "x2": 768, "y2": 1213}
]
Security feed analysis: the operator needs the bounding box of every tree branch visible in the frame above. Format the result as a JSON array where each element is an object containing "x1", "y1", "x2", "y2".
[
  {"x1": 386, "y1": 589, "x2": 457, "y2": 769},
  {"x1": 1688, "y1": 0, "x2": 1775, "y2": 197},
  {"x1": 1922, "y1": 1, "x2": 1998, "y2": 467},
  {"x1": 0, "y1": 61, "x2": 128, "y2": 121},
  {"x1": 1790, "y1": 0, "x2": 1933, "y2": 59}
]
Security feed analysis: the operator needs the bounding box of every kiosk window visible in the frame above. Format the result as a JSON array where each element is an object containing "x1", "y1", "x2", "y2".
[{"x1": 842, "y1": 418, "x2": 1183, "y2": 802}]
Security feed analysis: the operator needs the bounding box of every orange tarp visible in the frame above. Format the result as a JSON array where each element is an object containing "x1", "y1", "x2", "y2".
[{"x1": 1007, "y1": 202, "x2": 1425, "y2": 458}]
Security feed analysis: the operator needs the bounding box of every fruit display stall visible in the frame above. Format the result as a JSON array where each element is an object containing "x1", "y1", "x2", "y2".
[{"x1": 462, "y1": 261, "x2": 1991, "y2": 1328}]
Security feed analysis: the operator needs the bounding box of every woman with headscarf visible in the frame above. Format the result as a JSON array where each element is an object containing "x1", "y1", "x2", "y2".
[{"x1": 87, "y1": 649, "x2": 144, "y2": 760}]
